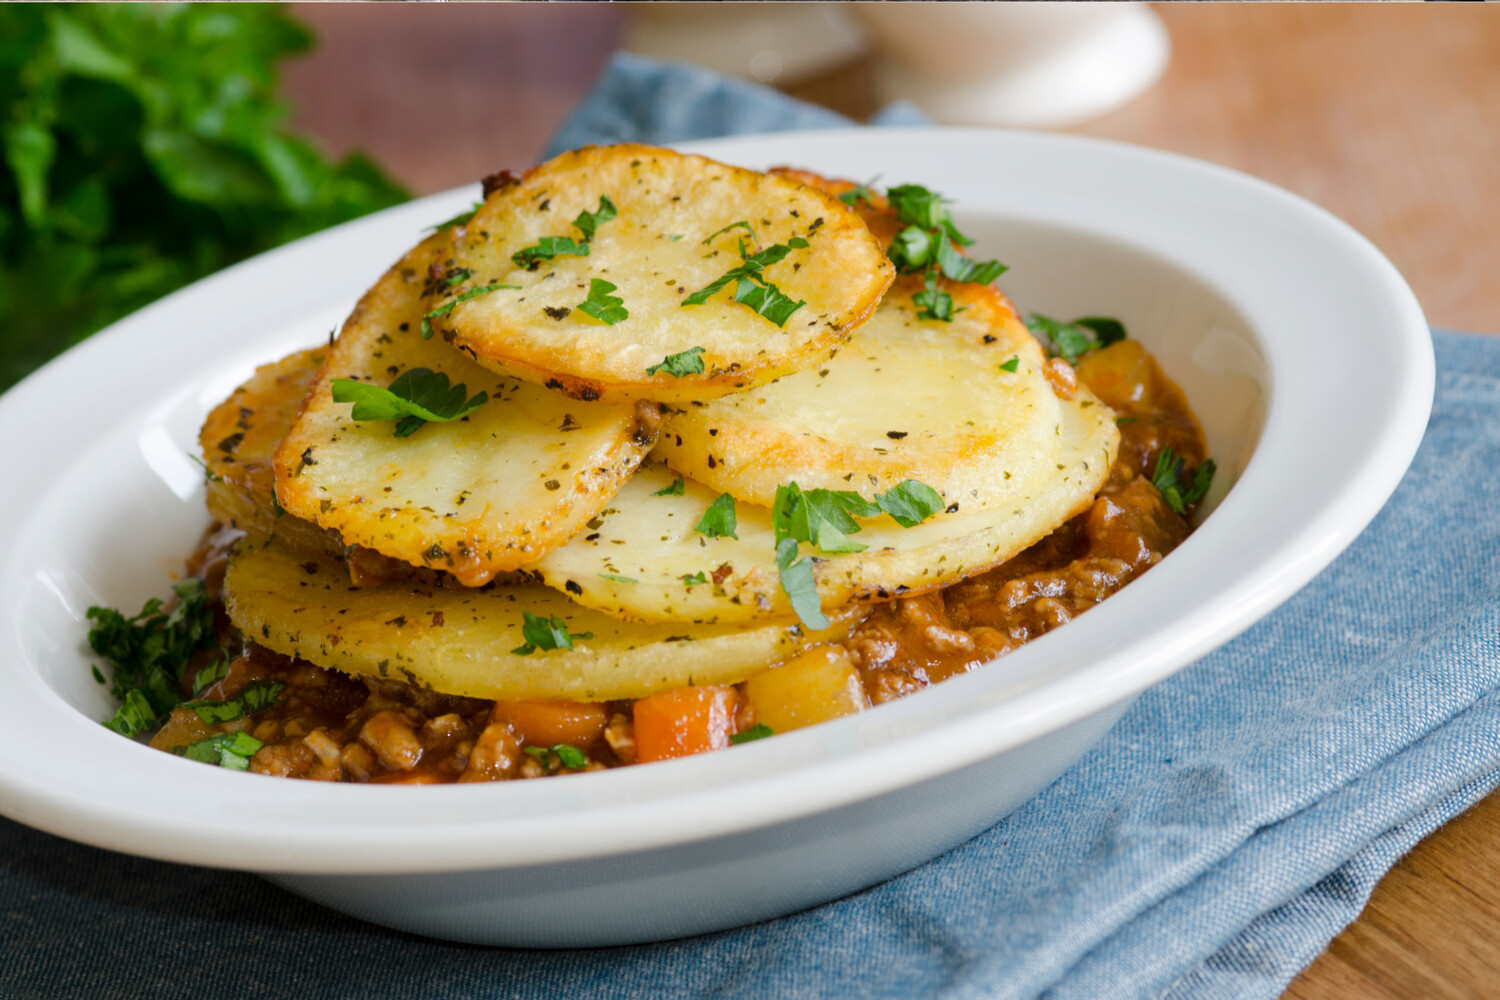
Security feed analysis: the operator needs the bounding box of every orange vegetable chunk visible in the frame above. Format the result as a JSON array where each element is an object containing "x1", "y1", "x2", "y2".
[
  {"x1": 491, "y1": 700, "x2": 608, "y2": 751},
  {"x1": 634, "y1": 685, "x2": 739, "y2": 763},
  {"x1": 744, "y1": 645, "x2": 866, "y2": 735}
]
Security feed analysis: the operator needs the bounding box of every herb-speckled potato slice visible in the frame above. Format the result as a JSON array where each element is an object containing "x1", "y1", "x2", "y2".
[
  {"x1": 531, "y1": 387, "x2": 1117, "y2": 625},
  {"x1": 224, "y1": 540, "x2": 860, "y2": 702},
  {"x1": 656, "y1": 282, "x2": 1055, "y2": 509},
  {"x1": 200, "y1": 347, "x2": 346, "y2": 562},
  {"x1": 273, "y1": 234, "x2": 660, "y2": 587},
  {"x1": 426, "y1": 144, "x2": 894, "y2": 403}
]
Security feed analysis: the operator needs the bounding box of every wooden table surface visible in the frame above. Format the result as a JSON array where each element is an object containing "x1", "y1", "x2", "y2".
[{"x1": 283, "y1": 4, "x2": 1500, "y2": 996}]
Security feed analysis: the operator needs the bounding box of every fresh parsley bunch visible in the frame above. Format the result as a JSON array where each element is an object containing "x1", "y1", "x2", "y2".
[{"x1": 0, "y1": 4, "x2": 408, "y2": 390}]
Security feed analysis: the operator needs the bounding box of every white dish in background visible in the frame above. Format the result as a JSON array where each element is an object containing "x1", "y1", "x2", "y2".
[{"x1": 0, "y1": 130, "x2": 1431, "y2": 947}]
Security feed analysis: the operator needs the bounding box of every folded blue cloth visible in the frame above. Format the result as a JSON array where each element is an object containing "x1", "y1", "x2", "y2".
[{"x1": 5, "y1": 53, "x2": 1498, "y2": 1000}]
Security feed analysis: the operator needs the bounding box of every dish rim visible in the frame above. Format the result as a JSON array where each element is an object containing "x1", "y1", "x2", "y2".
[{"x1": 0, "y1": 128, "x2": 1432, "y2": 874}]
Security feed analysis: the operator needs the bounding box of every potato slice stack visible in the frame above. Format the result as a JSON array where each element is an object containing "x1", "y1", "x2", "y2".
[{"x1": 208, "y1": 144, "x2": 1116, "y2": 703}]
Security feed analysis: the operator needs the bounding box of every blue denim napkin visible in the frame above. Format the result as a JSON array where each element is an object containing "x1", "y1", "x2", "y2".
[{"x1": 4, "y1": 54, "x2": 1499, "y2": 1000}]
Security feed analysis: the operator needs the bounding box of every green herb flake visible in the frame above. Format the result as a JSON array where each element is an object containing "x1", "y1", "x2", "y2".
[
  {"x1": 730, "y1": 723, "x2": 774, "y2": 745},
  {"x1": 571, "y1": 194, "x2": 617, "y2": 241},
  {"x1": 174, "y1": 731, "x2": 263, "y2": 771},
  {"x1": 999, "y1": 357, "x2": 1020, "y2": 373},
  {"x1": 599, "y1": 573, "x2": 639, "y2": 584},
  {"x1": 89, "y1": 578, "x2": 220, "y2": 733},
  {"x1": 694, "y1": 493, "x2": 739, "y2": 539},
  {"x1": 511, "y1": 610, "x2": 593, "y2": 655},
  {"x1": 425, "y1": 202, "x2": 481, "y2": 232},
  {"x1": 332, "y1": 368, "x2": 488, "y2": 437},
  {"x1": 681, "y1": 571, "x2": 708, "y2": 586},
  {"x1": 876, "y1": 480, "x2": 946, "y2": 527},
  {"x1": 104, "y1": 689, "x2": 158, "y2": 738},
  {"x1": 183, "y1": 680, "x2": 285, "y2": 725},
  {"x1": 577, "y1": 278, "x2": 628, "y2": 325},
  {"x1": 551, "y1": 744, "x2": 588, "y2": 769},
  {"x1": 191, "y1": 655, "x2": 231, "y2": 696},
  {"x1": 188, "y1": 453, "x2": 222, "y2": 483},
  {"x1": 776, "y1": 537, "x2": 828, "y2": 631},
  {"x1": 681, "y1": 234, "x2": 809, "y2": 327},
  {"x1": 652, "y1": 475, "x2": 686, "y2": 497},
  {"x1": 511, "y1": 234, "x2": 589, "y2": 270},
  {"x1": 646, "y1": 346, "x2": 706, "y2": 378},
  {"x1": 837, "y1": 176, "x2": 881, "y2": 207},
  {"x1": 1150, "y1": 447, "x2": 1216, "y2": 515},
  {"x1": 913, "y1": 272, "x2": 961, "y2": 323},
  {"x1": 420, "y1": 283, "x2": 518, "y2": 338},
  {"x1": 1025, "y1": 313, "x2": 1128, "y2": 364}
]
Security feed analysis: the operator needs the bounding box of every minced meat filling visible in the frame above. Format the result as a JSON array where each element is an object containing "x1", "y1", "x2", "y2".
[{"x1": 148, "y1": 341, "x2": 1210, "y2": 783}]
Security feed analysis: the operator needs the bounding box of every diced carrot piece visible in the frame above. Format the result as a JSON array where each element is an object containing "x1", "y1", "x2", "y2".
[
  {"x1": 491, "y1": 700, "x2": 608, "y2": 750},
  {"x1": 633, "y1": 685, "x2": 739, "y2": 763}
]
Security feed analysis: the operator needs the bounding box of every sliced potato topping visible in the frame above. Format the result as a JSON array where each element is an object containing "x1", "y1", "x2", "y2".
[
  {"x1": 426, "y1": 144, "x2": 894, "y2": 403},
  {"x1": 656, "y1": 281, "x2": 1054, "y2": 509},
  {"x1": 273, "y1": 234, "x2": 659, "y2": 587},
  {"x1": 224, "y1": 540, "x2": 861, "y2": 702},
  {"x1": 530, "y1": 383, "x2": 1117, "y2": 625},
  {"x1": 200, "y1": 347, "x2": 345, "y2": 562}
]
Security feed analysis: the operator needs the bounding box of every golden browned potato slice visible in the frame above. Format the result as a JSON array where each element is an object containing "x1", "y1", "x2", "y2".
[
  {"x1": 273, "y1": 234, "x2": 660, "y2": 587},
  {"x1": 200, "y1": 347, "x2": 345, "y2": 562},
  {"x1": 529, "y1": 384, "x2": 1117, "y2": 625},
  {"x1": 425, "y1": 144, "x2": 894, "y2": 403},
  {"x1": 654, "y1": 282, "x2": 1054, "y2": 509},
  {"x1": 224, "y1": 540, "x2": 861, "y2": 702}
]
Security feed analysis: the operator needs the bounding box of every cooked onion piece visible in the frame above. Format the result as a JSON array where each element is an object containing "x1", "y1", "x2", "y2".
[
  {"x1": 426, "y1": 144, "x2": 894, "y2": 403},
  {"x1": 223, "y1": 541, "x2": 860, "y2": 702},
  {"x1": 273, "y1": 235, "x2": 659, "y2": 587},
  {"x1": 531, "y1": 386, "x2": 1118, "y2": 625},
  {"x1": 200, "y1": 347, "x2": 345, "y2": 561},
  {"x1": 656, "y1": 282, "x2": 1054, "y2": 509}
]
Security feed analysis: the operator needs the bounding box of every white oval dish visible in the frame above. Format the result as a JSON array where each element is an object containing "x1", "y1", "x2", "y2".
[{"x1": 0, "y1": 129, "x2": 1431, "y2": 946}]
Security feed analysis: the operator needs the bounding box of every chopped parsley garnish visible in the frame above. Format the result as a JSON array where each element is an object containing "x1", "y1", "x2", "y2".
[
  {"x1": 89, "y1": 578, "x2": 220, "y2": 738},
  {"x1": 775, "y1": 538, "x2": 827, "y2": 630},
  {"x1": 652, "y1": 475, "x2": 686, "y2": 497},
  {"x1": 913, "y1": 271, "x2": 960, "y2": 323},
  {"x1": 770, "y1": 479, "x2": 946, "y2": 627},
  {"x1": 599, "y1": 573, "x2": 639, "y2": 584},
  {"x1": 173, "y1": 732, "x2": 263, "y2": 771},
  {"x1": 837, "y1": 176, "x2": 881, "y2": 207},
  {"x1": 646, "y1": 346, "x2": 706, "y2": 378},
  {"x1": 874, "y1": 182, "x2": 1007, "y2": 322},
  {"x1": 1150, "y1": 447, "x2": 1216, "y2": 515},
  {"x1": 571, "y1": 194, "x2": 618, "y2": 241},
  {"x1": 694, "y1": 493, "x2": 739, "y2": 539},
  {"x1": 702, "y1": 220, "x2": 758, "y2": 245},
  {"x1": 730, "y1": 723, "x2": 774, "y2": 745},
  {"x1": 420, "y1": 282, "x2": 518, "y2": 338},
  {"x1": 425, "y1": 202, "x2": 481, "y2": 232},
  {"x1": 999, "y1": 356, "x2": 1020, "y2": 373},
  {"x1": 1025, "y1": 313, "x2": 1128, "y2": 365},
  {"x1": 524, "y1": 744, "x2": 588, "y2": 770},
  {"x1": 512, "y1": 194, "x2": 617, "y2": 269},
  {"x1": 681, "y1": 571, "x2": 708, "y2": 585},
  {"x1": 577, "y1": 278, "x2": 628, "y2": 325},
  {"x1": 182, "y1": 681, "x2": 285, "y2": 725},
  {"x1": 191, "y1": 655, "x2": 231, "y2": 696},
  {"x1": 332, "y1": 368, "x2": 488, "y2": 437},
  {"x1": 682, "y1": 229, "x2": 809, "y2": 327},
  {"x1": 874, "y1": 480, "x2": 946, "y2": 527},
  {"x1": 512, "y1": 235, "x2": 589, "y2": 270},
  {"x1": 511, "y1": 610, "x2": 593, "y2": 655},
  {"x1": 188, "y1": 454, "x2": 222, "y2": 483}
]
